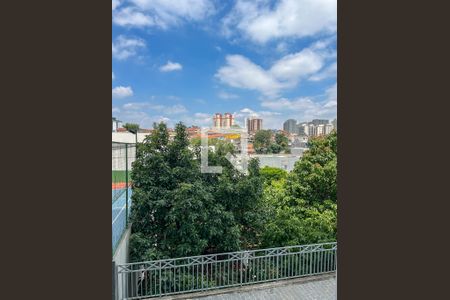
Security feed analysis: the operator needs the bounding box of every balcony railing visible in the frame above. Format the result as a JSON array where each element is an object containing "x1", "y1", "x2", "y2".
[{"x1": 114, "y1": 242, "x2": 337, "y2": 300}]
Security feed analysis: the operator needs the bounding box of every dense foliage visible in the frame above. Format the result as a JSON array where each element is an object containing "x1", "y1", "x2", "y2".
[
  {"x1": 253, "y1": 130, "x2": 290, "y2": 154},
  {"x1": 261, "y1": 131, "x2": 337, "y2": 247},
  {"x1": 123, "y1": 123, "x2": 140, "y2": 133},
  {"x1": 129, "y1": 122, "x2": 265, "y2": 261},
  {"x1": 129, "y1": 123, "x2": 337, "y2": 262}
]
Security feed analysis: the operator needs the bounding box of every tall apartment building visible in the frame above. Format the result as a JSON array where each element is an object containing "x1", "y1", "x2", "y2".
[
  {"x1": 283, "y1": 119, "x2": 297, "y2": 133},
  {"x1": 324, "y1": 124, "x2": 333, "y2": 135},
  {"x1": 213, "y1": 113, "x2": 235, "y2": 129},
  {"x1": 296, "y1": 122, "x2": 308, "y2": 135},
  {"x1": 332, "y1": 118, "x2": 337, "y2": 131},
  {"x1": 310, "y1": 119, "x2": 329, "y2": 126},
  {"x1": 247, "y1": 118, "x2": 263, "y2": 134},
  {"x1": 316, "y1": 124, "x2": 325, "y2": 136}
]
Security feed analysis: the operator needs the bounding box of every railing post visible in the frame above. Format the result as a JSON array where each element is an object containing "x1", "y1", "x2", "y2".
[
  {"x1": 159, "y1": 261, "x2": 162, "y2": 296},
  {"x1": 201, "y1": 257, "x2": 204, "y2": 290},
  {"x1": 240, "y1": 254, "x2": 243, "y2": 286},
  {"x1": 276, "y1": 251, "x2": 279, "y2": 279}
]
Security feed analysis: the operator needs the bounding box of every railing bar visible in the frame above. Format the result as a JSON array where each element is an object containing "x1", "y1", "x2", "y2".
[
  {"x1": 288, "y1": 251, "x2": 291, "y2": 278},
  {"x1": 120, "y1": 243, "x2": 337, "y2": 267}
]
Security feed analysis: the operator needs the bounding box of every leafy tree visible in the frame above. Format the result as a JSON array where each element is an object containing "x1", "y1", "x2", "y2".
[
  {"x1": 260, "y1": 166, "x2": 288, "y2": 184},
  {"x1": 268, "y1": 142, "x2": 282, "y2": 154},
  {"x1": 275, "y1": 133, "x2": 289, "y2": 152},
  {"x1": 129, "y1": 122, "x2": 266, "y2": 261},
  {"x1": 123, "y1": 122, "x2": 140, "y2": 133},
  {"x1": 253, "y1": 130, "x2": 273, "y2": 154},
  {"x1": 286, "y1": 131, "x2": 337, "y2": 204},
  {"x1": 260, "y1": 131, "x2": 337, "y2": 247}
]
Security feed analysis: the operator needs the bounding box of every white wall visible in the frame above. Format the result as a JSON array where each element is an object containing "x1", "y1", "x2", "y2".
[
  {"x1": 112, "y1": 132, "x2": 150, "y2": 143},
  {"x1": 113, "y1": 227, "x2": 131, "y2": 300}
]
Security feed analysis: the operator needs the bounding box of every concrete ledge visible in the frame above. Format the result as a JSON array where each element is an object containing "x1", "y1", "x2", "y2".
[{"x1": 149, "y1": 273, "x2": 336, "y2": 300}]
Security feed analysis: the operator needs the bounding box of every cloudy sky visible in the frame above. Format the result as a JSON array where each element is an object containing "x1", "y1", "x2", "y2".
[{"x1": 112, "y1": 0, "x2": 337, "y2": 129}]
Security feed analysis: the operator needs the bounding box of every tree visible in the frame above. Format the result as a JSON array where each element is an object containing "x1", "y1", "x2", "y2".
[
  {"x1": 286, "y1": 131, "x2": 337, "y2": 204},
  {"x1": 268, "y1": 142, "x2": 282, "y2": 154},
  {"x1": 260, "y1": 166, "x2": 288, "y2": 184},
  {"x1": 123, "y1": 123, "x2": 140, "y2": 133},
  {"x1": 260, "y1": 131, "x2": 337, "y2": 247},
  {"x1": 253, "y1": 130, "x2": 273, "y2": 154},
  {"x1": 275, "y1": 133, "x2": 289, "y2": 153},
  {"x1": 129, "y1": 122, "x2": 267, "y2": 261}
]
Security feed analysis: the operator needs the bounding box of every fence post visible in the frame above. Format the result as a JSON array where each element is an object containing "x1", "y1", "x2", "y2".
[
  {"x1": 240, "y1": 254, "x2": 243, "y2": 286},
  {"x1": 125, "y1": 144, "x2": 128, "y2": 227},
  {"x1": 159, "y1": 261, "x2": 162, "y2": 296},
  {"x1": 201, "y1": 257, "x2": 204, "y2": 290}
]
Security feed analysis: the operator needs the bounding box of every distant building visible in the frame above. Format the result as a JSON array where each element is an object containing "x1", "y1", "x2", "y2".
[
  {"x1": 296, "y1": 122, "x2": 308, "y2": 135},
  {"x1": 283, "y1": 119, "x2": 297, "y2": 133},
  {"x1": 332, "y1": 118, "x2": 337, "y2": 131},
  {"x1": 324, "y1": 124, "x2": 333, "y2": 135},
  {"x1": 213, "y1": 113, "x2": 222, "y2": 128},
  {"x1": 112, "y1": 117, "x2": 122, "y2": 132},
  {"x1": 213, "y1": 112, "x2": 235, "y2": 129},
  {"x1": 310, "y1": 119, "x2": 329, "y2": 126},
  {"x1": 246, "y1": 118, "x2": 263, "y2": 134},
  {"x1": 316, "y1": 124, "x2": 325, "y2": 136},
  {"x1": 306, "y1": 124, "x2": 315, "y2": 136}
]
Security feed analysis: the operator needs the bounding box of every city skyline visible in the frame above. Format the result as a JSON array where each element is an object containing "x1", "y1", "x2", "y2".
[{"x1": 112, "y1": 0, "x2": 337, "y2": 129}]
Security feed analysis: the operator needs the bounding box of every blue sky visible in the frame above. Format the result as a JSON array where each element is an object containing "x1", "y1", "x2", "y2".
[{"x1": 112, "y1": 0, "x2": 337, "y2": 129}]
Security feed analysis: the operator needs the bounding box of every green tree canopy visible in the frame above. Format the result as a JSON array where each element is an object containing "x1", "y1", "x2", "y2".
[
  {"x1": 260, "y1": 166, "x2": 288, "y2": 184},
  {"x1": 261, "y1": 131, "x2": 337, "y2": 247},
  {"x1": 129, "y1": 122, "x2": 266, "y2": 261},
  {"x1": 253, "y1": 130, "x2": 273, "y2": 154},
  {"x1": 123, "y1": 122, "x2": 140, "y2": 133}
]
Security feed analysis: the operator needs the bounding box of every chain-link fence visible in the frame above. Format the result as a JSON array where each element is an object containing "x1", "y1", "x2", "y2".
[{"x1": 112, "y1": 142, "x2": 136, "y2": 254}]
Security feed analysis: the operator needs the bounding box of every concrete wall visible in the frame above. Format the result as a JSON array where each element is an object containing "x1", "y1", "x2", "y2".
[
  {"x1": 112, "y1": 132, "x2": 150, "y2": 143},
  {"x1": 113, "y1": 226, "x2": 131, "y2": 265},
  {"x1": 113, "y1": 226, "x2": 131, "y2": 300},
  {"x1": 113, "y1": 226, "x2": 131, "y2": 264}
]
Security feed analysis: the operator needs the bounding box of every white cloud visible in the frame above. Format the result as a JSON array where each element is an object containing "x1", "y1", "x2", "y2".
[
  {"x1": 164, "y1": 104, "x2": 188, "y2": 114},
  {"x1": 259, "y1": 83, "x2": 337, "y2": 123},
  {"x1": 113, "y1": 7, "x2": 154, "y2": 27},
  {"x1": 112, "y1": 0, "x2": 121, "y2": 10},
  {"x1": 269, "y1": 48, "x2": 324, "y2": 83},
  {"x1": 215, "y1": 55, "x2": 282, "y2": 97},
  {"x1": 218, "y1": 91, "x2": 239, "y2": 100},
  {"x1": 215, "y1": 41, "x2": 332, "y2": 97},
  {"x1": 308, "y1": 62, "x2": 337, "y2": 81},
  {"x1": 112, "y1": 35, "x2": 146, "y2": 60},
  {"x1": 159, "y1": 61, "x2": 183, "y2": 72},
  {"x1": 113, "y1": 0, "x2": 215, "y2": 29},
  {"x1": 112, "y1": 86, "x2": 133, "y2": 99},
  {"x1": 121, "y1": 102, "x2": 187, "y2": 115},
  {"x1": 276, "y1": 42, "x2": 288, "y2": 53},
  {"x1": 223, "y1": 0, "x2": 337, "y2": 43}
]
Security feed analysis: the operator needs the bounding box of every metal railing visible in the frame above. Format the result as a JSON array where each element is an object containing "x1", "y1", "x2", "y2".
[{"x1": 115, "y1": 242, "x2": 337, "y2": 299}]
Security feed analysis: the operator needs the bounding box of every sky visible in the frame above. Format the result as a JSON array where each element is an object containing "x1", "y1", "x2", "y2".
[{"x1": 112, "y1": 0, "x2": 337, "y2": 129}]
